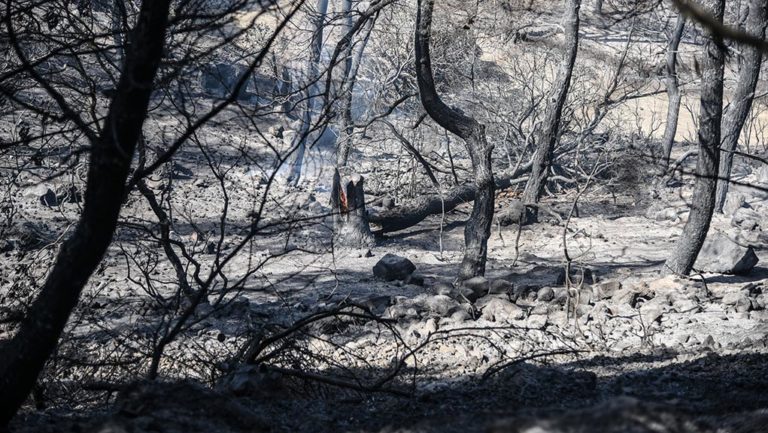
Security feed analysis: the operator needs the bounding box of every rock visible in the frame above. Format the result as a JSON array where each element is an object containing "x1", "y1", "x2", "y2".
[
  {"x1": 489, "y1": 279, "x2": 513, "y2": 295},
  {"x1": 638, "y1": 295, "x2": 670, "y2": 323},
  {"x1": 432, "y1": 281, "x2": 454, "y2": 296},
  {"x1": 593, "y1": 280, "x2": 621, "y2": 300},
  {"x1": 496, "y1": 199, "x2": 526, "y2": 226},
  {"x1": 458, "y1": 286, "x2": 481, "y2": 303},
  {"x1": 502, "y1": 265, "x2": 563, "y2": 291},
  {"x1": 611, "y1": 287, "x2": 639, "y2": 307},
  {"x1": 381, "y1": 197, "x2": 395, "y2": 209},
  {"x1": 40, "y1": 188, "x2": 58, "y2": 206},
  {"x1": 405, "y1": 273, "x2": 425, "y2": 286},
  {"x1": 672, "y1": 298, "x2": 699, "y2": 313},
  {"x1": 553, "y1": 287, "x2": 569, "y2": 305},
  {"x1": 645, "y1": 275, "x2": 687, "y2": 295},
  {"x1": 723, "y1": 193, "x2": 748, "y2": 215},
  {"x1": 556, "y1": 267, "x2": 595, "y2": 286},
  {"x1": 462, "y1": 276, "x2": 490, "y2": 299},
  {"x1": 526, "y1": 314, "x2": 548, "y2": 329},
  {"x1": 171, "y1": 162, "x2": 194, "y2": 180},
  {"x1": 362, "y1": 295, "x2": 392, "y2": 316},
  {"x1": 646, "y1": 205, "x2": 679, "y2": 222},
  {"x1": 384, "y1": 304, "x2": 419, "y2": 320},
  {"x1": 721, "y1": 291, "x2": 752, "y2": 312},
  {"x1": 536, "y1": 287, "x2": 555, "y2": 302},
  {"x1": 408, "y1": 318, "x2": 438, "y2": 339},
  {"x1": 731, "y1": 207, "x2": 761, "y2": 231},
  {"x1": 480, "y1": 298, "x2": 525, "y2": 322},
  {"x1": 372, "y1": 254, "x2": 416, "y2": 281},
  {"x1": 424, "y1": 295, "x2": 461, "y2": 317},
  {"x1": 580, "y1": 302, "x2": 610, "y2": 325},
  {"x1": 694, "y1": 233, "x2": 759, "y2": 274}
]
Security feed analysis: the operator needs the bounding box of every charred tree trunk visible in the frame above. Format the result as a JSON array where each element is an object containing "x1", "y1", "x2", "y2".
[
  {"x1": 331, "y1": 169, "x2": 375, "y2": 247},
  {"x1": 714, "y1": 0, "x2": 767, "y2": 213},
  {"x1": 286, "y1": 0, "x2": 329, "y2": 186},
  {"x1": 336, "y1": 16, "x2": 373, "y2": 168},
  {"x1": 368, "y1": 167, "x2": 529, "y2": 234},
  {"x1": 0, "y1": 0, "x2": 173, "y2": 425},
  {"x1": 661, "y1": 14, "x2": 686, "y2": 169},
  {"x1": 415, "y1": 0, "x2": 494, "y2": 279},
  {"x1": 664, "y1": 0, "x2": 725, "y2": 276},
  {"x1": 522, "y1": 0, "x2": 580, "y2": 210}
]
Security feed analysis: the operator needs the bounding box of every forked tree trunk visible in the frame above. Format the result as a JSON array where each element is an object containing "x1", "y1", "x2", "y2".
[
  {"x1": 331, "y1": 169, "x2": 374, "y2": 247},
  {"x1": 664, "y1": 0, "x2": 725, "y2": 276},
  {"x1": 522, "y1": 0, "x2": 580, "y2": 210},
  {"x1": 0, "y1": 0, "x2": 173, "y2": 425},
  {"x1": 415, "y1": 0, "x2": 494, "y2": 279},
  {"x1": 715, "y1": 0, "x2": 767, "y2": 213},
  {"x1": 661, "y1": 14, "x2": 686, "y2": 169}
]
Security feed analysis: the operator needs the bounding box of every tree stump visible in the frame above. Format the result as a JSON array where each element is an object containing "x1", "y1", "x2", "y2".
[{"x1": 331, "y1": 169, "x2": 374, "y2": 248}]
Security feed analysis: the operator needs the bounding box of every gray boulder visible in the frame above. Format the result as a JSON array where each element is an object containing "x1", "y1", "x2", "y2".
[
  {"x1": 372, "y1": 254, "x2": 416, "y2": 281},
  {"x1": 694, "y1": 234, "x2": 758, "y2": 274},
  {"x1": 462, "y1": 276, "x2": 490, "y2": 300}
]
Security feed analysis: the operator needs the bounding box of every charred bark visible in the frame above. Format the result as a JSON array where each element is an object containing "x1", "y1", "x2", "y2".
[
  {"x1": 415, "y1": 0, "x2": 494, "y2": 279},
  {"x1": 661, "y1": 14, "x2": 686, "y2": 169},
  {"x1": 331, "y1": 169, "x2": 375, "y2": 247},
  {"x1": 522, "y1": 0, "x2": 581, "y2": 210},
  {"x1": 714, "y1": 0, "x2": 767, "y2": 213},
  {"x1": 368, "y1": 168, "x2": 529, "y2": 235},
  {"x1": 0, "y1": 0, "x2": 173, "y2": 425},
  {"x1": 664, "y1": 0, "x2": 725, "y2": 276}
]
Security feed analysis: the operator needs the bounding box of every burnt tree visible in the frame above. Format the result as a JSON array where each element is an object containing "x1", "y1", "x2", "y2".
[
  {"x1": 521, "y1": 0, "x2": 581, "y2": 209},
  {"x1": 661, "y1": 14, "x2": 686, "y2": 169},
  {"x1": 664, "y1": 0, "x2": 725, "y2": 276},
  {"x1": 331, "y1": 169, "x2": 375, "y2": 247},
  {"x1": 715, "y1": 0, "x2": 767, "y2": 212},
  {"x1": 0, "y1": 0, "x2": 174, "y2": 425},
  {"x1": 415, "y1": 0, "x2": 494, "y2": 279}
]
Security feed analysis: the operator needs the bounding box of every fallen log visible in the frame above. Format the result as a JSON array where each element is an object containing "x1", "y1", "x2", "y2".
[{"x1": 368, "y1": 168, "x2": 530, "y2": 234}]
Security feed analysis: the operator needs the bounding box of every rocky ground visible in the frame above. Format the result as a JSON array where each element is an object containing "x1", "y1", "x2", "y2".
[{"x1": 5, "y1": 146, "x2": 768, "y2": 433}]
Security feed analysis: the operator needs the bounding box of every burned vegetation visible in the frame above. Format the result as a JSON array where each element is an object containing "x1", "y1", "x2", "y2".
[{"x1": 2, "y1": 0, "x2": 768, "y2": 432}]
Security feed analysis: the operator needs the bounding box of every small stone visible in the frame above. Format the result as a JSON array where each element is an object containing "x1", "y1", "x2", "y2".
[
  {"x1": 381, "y1": 197, "x2": 395, "y2": 209},
  {"x1": 536, "y1": 287, "x2": 555, "y2": 302}
]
